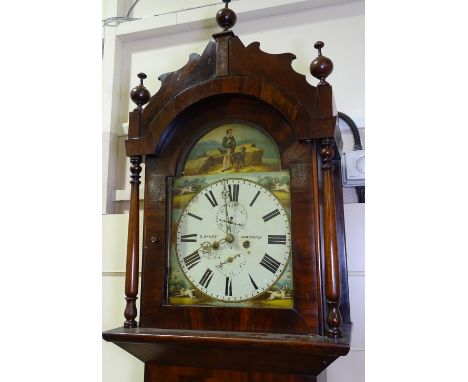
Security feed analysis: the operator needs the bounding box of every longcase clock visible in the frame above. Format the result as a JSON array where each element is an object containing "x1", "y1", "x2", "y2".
[{"x1": 103, "y1": 1, "x2": 352, "y2": 381}]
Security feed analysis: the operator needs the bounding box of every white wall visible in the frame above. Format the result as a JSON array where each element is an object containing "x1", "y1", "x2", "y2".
[{"x1": 102, "y1": 1, "x2": 364, "y2": 381}]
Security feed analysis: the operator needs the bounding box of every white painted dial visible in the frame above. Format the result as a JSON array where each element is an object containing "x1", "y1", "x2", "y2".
[{"x1": 176, "y1": 178, "x2": 291, "y2": 302}]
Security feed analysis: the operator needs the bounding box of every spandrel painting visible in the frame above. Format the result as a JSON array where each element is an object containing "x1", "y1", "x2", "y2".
[
  {"x1": 168, "y1": 123, "x2": 293, "y2": 309},
  {"x1": 183, "y1": 123, "x2": 281, "y2": 176}
]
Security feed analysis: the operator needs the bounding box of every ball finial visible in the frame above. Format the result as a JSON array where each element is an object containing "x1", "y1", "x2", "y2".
[
  {"x1": 130, "y1": 72, "x2": 151, "y2": 111},
  {"x1": 310, "y1": 41, "x2": 334, "y2": 86},
  {"x1": 216, "y1": 0, "x2": 237, "y2": 31},
  {"x1": 314, "y1": 41, "x2": 324, "y2": 52},
  {"x1": 137, "y1": 72, "x2": 147, "y2": 84}
]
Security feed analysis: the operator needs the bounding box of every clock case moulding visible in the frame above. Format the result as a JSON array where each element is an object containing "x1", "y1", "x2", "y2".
[{"x1": 103, "y1": 27, "x2": 352, "y2": 380}]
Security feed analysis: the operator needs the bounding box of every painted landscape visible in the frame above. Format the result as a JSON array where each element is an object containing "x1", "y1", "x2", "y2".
[
  {"x1": 183, "y1": 123, "x2": 281, "y2": 175},
  {"x1": 172, "y1": 172, "x2": 291, "y2": 211}
]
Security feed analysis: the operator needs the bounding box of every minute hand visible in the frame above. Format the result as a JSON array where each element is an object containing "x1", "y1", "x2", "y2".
[{"x1": 223, "y1": 183, "x2": 231, "y2": 235}]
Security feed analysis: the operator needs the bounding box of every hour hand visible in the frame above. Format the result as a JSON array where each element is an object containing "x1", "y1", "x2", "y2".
[
  {"x1": 211, "y1": 235, "x2": 232, "y2": 250},
  {"x1": 197, "y1": 241, "x2": 212, "y2": 253},
  {"x1": 198, "y1": 237, "x2": 229, "y2": 254}
]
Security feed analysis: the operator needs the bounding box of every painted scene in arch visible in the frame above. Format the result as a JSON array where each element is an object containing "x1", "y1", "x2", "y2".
[{"x1": 183, "y1": 123, "x2": 281, "y2": 176}]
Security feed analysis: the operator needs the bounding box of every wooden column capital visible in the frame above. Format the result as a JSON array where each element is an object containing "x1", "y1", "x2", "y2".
[{"x1": 319, "y1": 137, "x2": 335, "y2": 169}]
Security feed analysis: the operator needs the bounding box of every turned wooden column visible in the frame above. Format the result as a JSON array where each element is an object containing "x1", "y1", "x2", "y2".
[
  {"x1": 319, "y1": 138, "x2": 342, "y2": 338},
  {"x1": 309, "y1": 40, "x2": 342, "y2": 337},
  {"x1": 124, "y1": 73, "x2": 150, "y2": 328},
  {"x1": 124, "y1": 155, "x2": 142, "y2": 328}
]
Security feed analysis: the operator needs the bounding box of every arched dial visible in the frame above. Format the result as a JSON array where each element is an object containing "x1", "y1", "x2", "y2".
[{"x1": 176, "y1": 178, "x2": 291, "y2": 302}]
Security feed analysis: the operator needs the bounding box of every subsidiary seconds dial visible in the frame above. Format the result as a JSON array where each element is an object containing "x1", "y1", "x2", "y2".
[{"x1": 176, "y1": 178, "x2": 291, "y2": 302}]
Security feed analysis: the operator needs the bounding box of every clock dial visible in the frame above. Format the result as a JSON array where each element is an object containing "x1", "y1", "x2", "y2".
[{"x1": 176, "y1": 178, "x2": 291, "y2": 302}]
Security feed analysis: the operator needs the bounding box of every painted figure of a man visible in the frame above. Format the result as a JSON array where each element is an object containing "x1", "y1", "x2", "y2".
[{"x1": 221, "y1": 128, "x2": 236, "y2": 171}]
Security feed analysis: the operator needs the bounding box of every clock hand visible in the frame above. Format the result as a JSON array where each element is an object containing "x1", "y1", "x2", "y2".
[
  {"x1": 196, "y1": 241, "x2": 212, "y2": 254},
  {"x1": 199, "y1": 235, "x2": 233, "y2": 252},
  {"x1": 220, "y1": 181, "x2": 235, "y2": 244},
  {"x1": 216, "y1": 253, "x2": 242, "y2": 269},
  {"x1": 223, "y1": 183, "x2": 231, "y2": 236},
  {"x1": 211, "y1": 237, "x2": 226, "y2": 250},
  {"x1": 219, "y1": 218, "x2": 243, "y2": 226}
]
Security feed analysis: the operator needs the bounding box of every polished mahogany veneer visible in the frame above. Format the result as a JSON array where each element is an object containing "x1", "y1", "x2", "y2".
[{"x1": 103, "y1": 2, "x2": 351, "y2": 381}]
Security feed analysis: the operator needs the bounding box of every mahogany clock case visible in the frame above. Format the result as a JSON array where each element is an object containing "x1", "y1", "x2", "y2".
[
  {"x1": 138, "y1": 93, "x2": 350, "y2": 336},
  {"x1": 102, "y1": 23, "x2": 353, "y2": 380}
]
